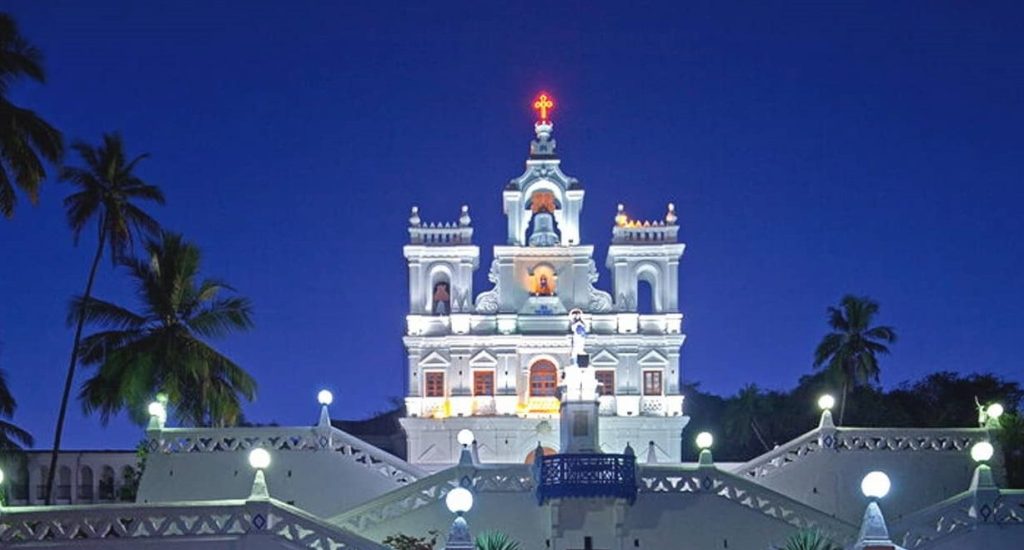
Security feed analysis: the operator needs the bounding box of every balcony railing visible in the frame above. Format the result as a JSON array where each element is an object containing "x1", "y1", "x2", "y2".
[{"x1": 535, "y1": 453, "x2": 637, "y2": 504}]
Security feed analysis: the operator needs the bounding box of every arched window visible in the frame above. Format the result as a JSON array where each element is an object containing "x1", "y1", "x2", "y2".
[
  {"x1": 636, "y1": 278, "x2": 655, "y2": 314},
  {"x1": 79, "y1": 466, "x2": 94, "y2": 500},
  {"x1": 37, "y1": 467, "x2": 48, "y2": 500},
  {"x1": 57, "y1": 466, "x2": 72, "y2": 500},
  {"x1": 636, "y1": 267, "x2": 660, "y2": 313},
  {"x1": 524, "y1": 446, "x2": 557, "y2": 464},
  {"x1": 121, "y1": 466, "x2": 137, "y2": 501},
  {"x1": 529, "y1": 360, "x2": 558, "y2": 397},
  {"x1": 99, "y1": 466, "x2": 115, "y2": 501}
]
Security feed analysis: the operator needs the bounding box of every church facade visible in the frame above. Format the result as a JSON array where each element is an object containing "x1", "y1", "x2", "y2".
[{"x1": 400, "y1": 98, "x2": 688, "y2": 467}]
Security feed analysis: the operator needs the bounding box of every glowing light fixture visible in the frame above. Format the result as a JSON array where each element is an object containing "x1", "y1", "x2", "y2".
[
  {"x1": 0, "y1": 466, "x2": 5, "y2": 485},
  {"x1": 457, "y1": 429, "x2": 475, "y2": 447},
  {"x1": 986, "y1": 403, "x2": 1004, "y2": 420},
  {"x1": 532, "y1": 92, "x2": 554, "y2": 122},
  {"x1": 860, "y1": 471, "x2": 891, "y2": 499},
  {"x1": 695, "y1": 432, "x2": 714, "y2": 450},
  {"x1": 445, "y1": 486, "x2": 474, "y2": 514},
  {"x1": 818, "y1": 394, "x2": 836, "y2": 411},
  {"x1": 971, "y1": 441, "x2": 995, "y2": 463},
  {"x1": 248, "y1": 448, "x2": 271, "y2": 470},
  {"x1": 148, "y1": 401, "x2": 166, "y2": 419},
  {"x1": 317, "y1": 389, "x2": 334, "y2": 406}
]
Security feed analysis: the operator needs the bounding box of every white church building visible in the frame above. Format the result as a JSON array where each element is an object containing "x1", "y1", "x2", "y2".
[
  {"x1": 401, "y1": 94, "x2": 686, "y2": 468},
  {"x1": 0, "y1": 95, "x2": 1020, "y2": 550}
]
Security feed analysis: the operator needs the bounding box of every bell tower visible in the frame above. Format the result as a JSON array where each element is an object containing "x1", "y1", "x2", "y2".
[
  {"x1": 606, "y1": 203, "x2": 686, "y2": 314},
  {"x1": 502, "y1": 93, "x2": 585, "y2": 247}
]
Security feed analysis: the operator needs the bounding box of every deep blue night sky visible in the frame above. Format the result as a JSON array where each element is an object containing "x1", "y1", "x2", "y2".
[{"x1": 2, "y1": 2, "x2": 1023, "y2": 449}]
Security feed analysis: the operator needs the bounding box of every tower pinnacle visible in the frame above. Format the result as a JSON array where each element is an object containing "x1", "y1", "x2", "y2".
[{"x1": 530, "y1": 92, "x2": 557, "y2": 158}]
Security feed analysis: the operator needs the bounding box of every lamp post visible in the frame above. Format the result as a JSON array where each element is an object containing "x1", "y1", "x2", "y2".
[
  {"x1": 147, "y1": 400, "x2": 167, "y2": 430},
  {"x1": 317, "y1": 389, "x2": 333, "y2": 427},
  {"x1": 817, "y1": 394, "x2": 837, "y2": 431},
  {"x1": 444, "y1": 486, "x2": 474, "y2": 550},
  {"x1": 695, "y1": 432, "x2": 714, "y2": 467},
  {"x1": 457, "y1": 429, "x2": 476, "y2": 465},
  {"x1": 248, "y1": 448, "x2": 272, "y2": 500},
  {"x1": 853, "y1": 471, "x2": 903, "y2": 549}
]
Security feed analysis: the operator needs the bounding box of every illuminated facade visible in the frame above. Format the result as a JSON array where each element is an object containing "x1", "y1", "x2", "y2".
[{"x1": 400, "y1": 95, "x2": 689, "y2": 467}]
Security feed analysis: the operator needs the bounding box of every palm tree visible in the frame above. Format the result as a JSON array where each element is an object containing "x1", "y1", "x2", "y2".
[
  {"x1": 813, "y1": 295, "x2": 896, "y2": 424},
  {"x1": 74, "y1": 231, "x2": 257, "y2": 427},
  {"x1": 0, "y1": 13, "x2": 63, "y2": 217},
  {"x1": 774, "y1": 529, "x2": 839, "y2": 550},
  {"x1": 44, "y1": 133, "x2": 164, "y2": 503},
  {"x1": 723, "y1": 384, "x2": 771, "y2": 453},
  {"x1": 475, "y1": 531, "x2": 521, "y2": 550},
  {"x1": 0, "y1": 367, "x2": 33, "y2": 451}
]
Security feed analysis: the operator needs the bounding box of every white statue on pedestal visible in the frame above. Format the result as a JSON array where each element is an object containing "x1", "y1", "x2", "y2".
[{"x1": 564, "y1": 309, "x2": 599, "y2": 401}]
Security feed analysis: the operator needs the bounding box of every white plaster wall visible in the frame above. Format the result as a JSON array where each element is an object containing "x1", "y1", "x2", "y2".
[
  {"x1": 352, "y1": 489, "x2": 550, "y2": 548},
  {"x1": 920, "y1": 527, "x2": 1023, "y2": 549},
  {"x1": 749, "y1": 444, "x2": 982, "y2": 525},
  {"x1": 401, "y1": 415, "x2": 688, "y2": 466},
  {"x1": 138, "y1": 447, "x2": 405, "y2": 517}
]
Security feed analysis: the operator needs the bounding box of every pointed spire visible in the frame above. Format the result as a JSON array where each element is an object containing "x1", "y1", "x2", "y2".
[
  {"x1": 819, "y1": 409, "x2": 835, "y2": 430},
  {"x1": 409, "y1": 206, "x2": 421, "y2": 227},
  {"x1": 645, "y1": 441, "x2": 658, "y2": 464},
  {"x1": 459, "y1": 205, "x2": 471, "y2": 227},
  {"x1": 970, "y1": 463, "x2": 997, "y2": 492},
  {"x1": 854, "y1": 501, "x2": 895, "y2": 548},
  {"x1": 249, "y1": 469, "x2": 270, "y2": 500}
]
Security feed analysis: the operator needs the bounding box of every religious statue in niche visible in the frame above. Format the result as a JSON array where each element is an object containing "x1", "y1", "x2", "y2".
[
  {"x1": 538, "y1": 274, "x2": 552, "y2": 295},
  {"x1": 530, "y1": 265, "x2": 557, "y2": 296},
  {"x1": 432, "y1": 282, "x2": 451, "y2": 315}
]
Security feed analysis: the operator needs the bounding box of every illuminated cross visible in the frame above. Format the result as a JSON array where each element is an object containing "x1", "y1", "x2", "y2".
[{"x1": 533, "y1": 93, "x2": 554, "y2": 122}]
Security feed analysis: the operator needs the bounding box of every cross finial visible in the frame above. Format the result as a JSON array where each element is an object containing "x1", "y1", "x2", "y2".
[{"x1": 533, "y1": 92, "x2": 554, "y2": 122}]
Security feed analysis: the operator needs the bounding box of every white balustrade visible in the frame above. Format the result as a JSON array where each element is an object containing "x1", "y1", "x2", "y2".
[
  {"x1": 149, "y1": 426, "x2": 424, "y2": 485},
  {"x1": 0, "y1": 499, "x2": 387, "y2": 549}
]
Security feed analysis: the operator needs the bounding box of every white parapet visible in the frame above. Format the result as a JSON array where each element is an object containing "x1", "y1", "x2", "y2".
[
  {"x1": 494, "y1": 394, "x2": 518, "y2": 415},
  {"x1": 449, "y1": 396, "x2": 473, "y2": 418},
  {"x1": 617, "y1": 313, "x2": 639, "y2": 334},
  {"x1": 617, "y1": 395, "x2": 641, "y2": 416}
]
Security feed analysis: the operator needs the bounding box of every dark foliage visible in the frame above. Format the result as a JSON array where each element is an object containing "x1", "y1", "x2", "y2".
[{"x1": 682, "y1": 371, "x2": 1023, "y2": 487}]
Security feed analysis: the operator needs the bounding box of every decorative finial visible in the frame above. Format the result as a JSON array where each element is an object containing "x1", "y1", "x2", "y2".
[
  {"x1": 615, "y1": 204, "x2": 628, "y2": 227},
  {"x1": 409, "y1": 206, "x2": 421, "y2": 227},
  {"x1": 665, "y1": 202, "x2": 677, "y2": 225},
  {"x1": 459, "y1": 205, "x2": 471, "y2": 227}
]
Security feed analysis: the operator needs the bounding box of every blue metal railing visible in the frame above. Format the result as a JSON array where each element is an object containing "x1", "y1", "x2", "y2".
[{"x1": 535, "y1": 453, "x2": 637, "y2": 504}]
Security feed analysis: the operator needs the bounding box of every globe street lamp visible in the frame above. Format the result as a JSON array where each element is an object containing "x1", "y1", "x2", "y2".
[
  {"x1": 444, "y1": 487, "x2": 474, "y2": 550},
  {"x1": 247, "y1": 448, "x2": 272, "y2": 500},
  {"x1": 696, "y1": 432, "x2": 714, "y2": 466}
]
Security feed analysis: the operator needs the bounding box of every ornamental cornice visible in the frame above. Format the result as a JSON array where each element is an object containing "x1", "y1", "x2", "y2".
[
  {"x1": 403, "y1": 245, "x2": 480, "y2": 259},
  {"x1": 492, "y1": 245, "x2": 595, "y2": 257},
  {"x1": 606, "y1": 243, "x2": 686, "y2": 257}
]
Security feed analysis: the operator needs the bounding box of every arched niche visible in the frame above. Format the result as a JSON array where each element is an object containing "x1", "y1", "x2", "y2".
[
  {"x1": 528, "y1": 262, "x2": 558, "y2": 296},
  {"x1": 427, "y1": 263, "x2": 453, "y2": 315},
  {"x1": 516, "y1": 179, "x2": 568, "y2": 245},
  {"x1": 635, "y1": 263, "x2": 663, "y2": 313},
  {"x1": 79, "y1": 465, "x2": 94, "y2": 500}
]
